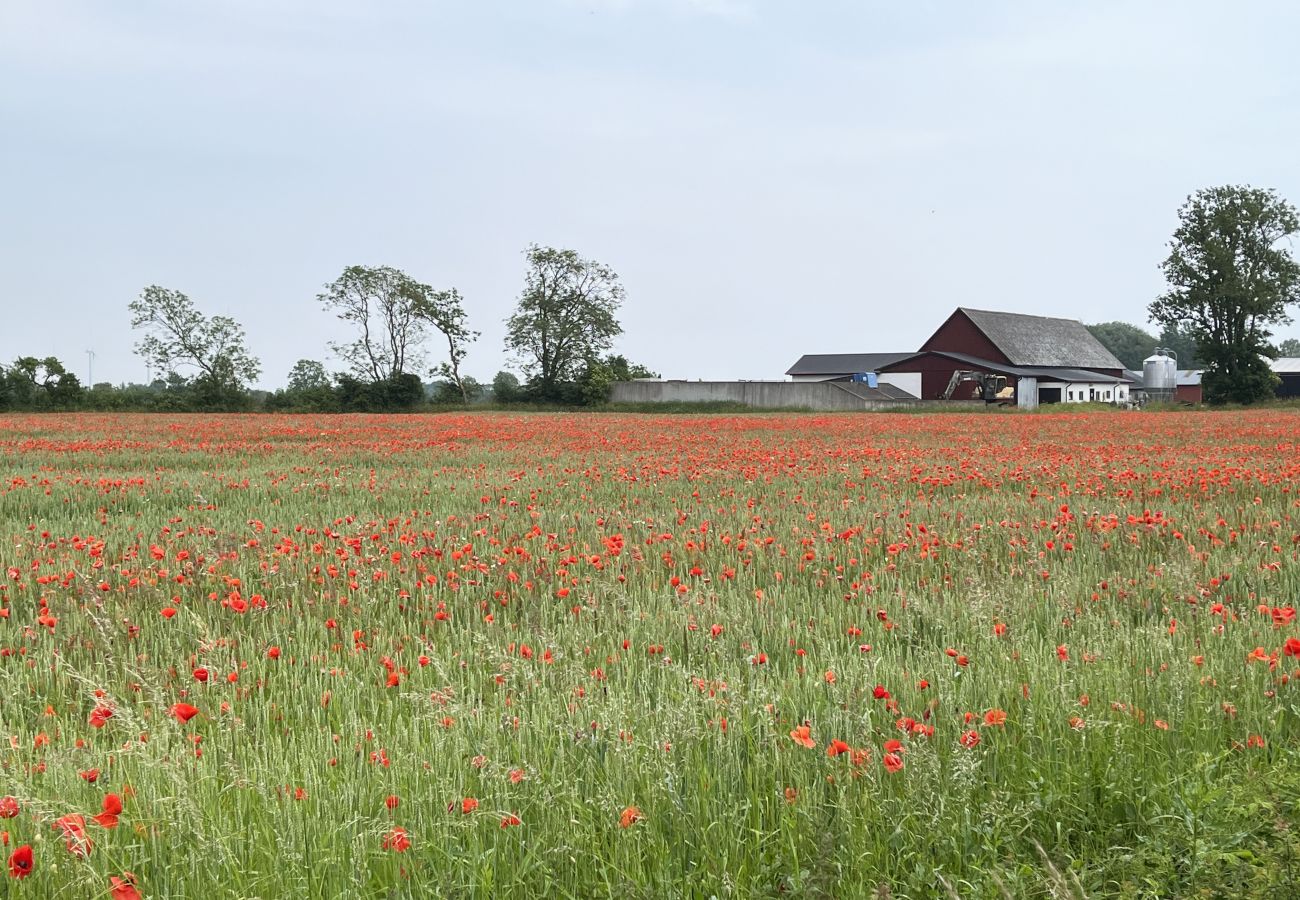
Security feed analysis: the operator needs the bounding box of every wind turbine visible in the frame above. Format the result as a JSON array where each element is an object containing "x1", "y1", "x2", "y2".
[{"x1": 86, "y1": 349, "x2": 95, "y2": 386}]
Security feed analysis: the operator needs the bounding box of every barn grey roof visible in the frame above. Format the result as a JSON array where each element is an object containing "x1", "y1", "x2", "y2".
[
  {"x1": 957, "y1": 308, "x2": 1124, "y2": 369},
  {"x1": 785, "y1": 352, "x2": 918, "y2": 377},
  {"x1": 889, "y1": 351, "x2": 1132, "y2": 384},
  {"x1": 1271, "y1": 357, "x2": 1300, "y2": 374}
]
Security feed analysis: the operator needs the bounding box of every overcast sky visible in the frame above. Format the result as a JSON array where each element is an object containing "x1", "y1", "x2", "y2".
[{"x1": 3, "y1": 0, "x2": 1299, "y2": 388}]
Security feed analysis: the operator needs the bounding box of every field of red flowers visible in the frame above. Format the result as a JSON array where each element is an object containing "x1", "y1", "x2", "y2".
[{"x1": 2, "y1": 411, "x2": 1299, "y2": 898}]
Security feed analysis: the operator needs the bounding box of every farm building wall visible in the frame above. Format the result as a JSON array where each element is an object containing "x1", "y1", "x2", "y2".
[
  {"x1": 610, "y1": 381, "x2": 920, "y2": 411},
  {"x1": 919, "y1": 310, "x2": 1010, "y2": 364},
  {"x1": 877, "y1": 354, "x2": 987, "y2": 400}
]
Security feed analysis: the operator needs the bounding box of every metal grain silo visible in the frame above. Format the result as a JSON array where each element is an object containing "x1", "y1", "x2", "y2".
[{"x1": 1142, "y1": 349, "x2": 1177, "y2": 402}]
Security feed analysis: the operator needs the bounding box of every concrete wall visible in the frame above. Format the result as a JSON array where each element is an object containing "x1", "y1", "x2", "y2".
[{"x1": 610, "y1": 381, "x2": 921, "y2": 411}]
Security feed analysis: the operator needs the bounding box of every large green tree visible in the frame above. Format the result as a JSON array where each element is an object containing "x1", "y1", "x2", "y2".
[
  {"x1": 1149, "y1": 186, "x2": 1300, "y2": 404},
  {"x1": 1157, "y1": 322, "x2": 1201, "y2": 368},
  {"x1": 129, "y1": 286, "x2": 261, "y2": 404},
  {"x1": 504, "y1": 245, "x2": 624, "y2": 398},
  {"x1": 1085, "y1": 321, "x2": 1157, "y2": 370},
  {"x1": 318, "y1": 266, "x2": 477, "y2": 399},
  {"x1": 1, "y1": 356, "x2": 83, "y2": 408}
]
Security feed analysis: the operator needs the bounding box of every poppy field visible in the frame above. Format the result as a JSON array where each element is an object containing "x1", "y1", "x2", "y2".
[{"x1": 2, "y1": 411, "x2": 1299, "y2": 899}]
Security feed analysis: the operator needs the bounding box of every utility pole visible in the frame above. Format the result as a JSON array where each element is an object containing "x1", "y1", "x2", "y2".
[{"x1": 86, "y1": 349, "x2": 95, "y2": 386}]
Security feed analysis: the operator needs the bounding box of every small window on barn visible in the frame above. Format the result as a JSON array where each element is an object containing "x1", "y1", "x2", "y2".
[
  {"x1": 1105, "y1": 390, "x2": 1111, "y2": 400},
  {"x1": 1067, "y1": 390, "x2": 1073, "y2": 400}
]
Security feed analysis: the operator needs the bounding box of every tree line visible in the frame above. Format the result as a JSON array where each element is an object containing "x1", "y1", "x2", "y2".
[
  {"x1": 6, "y1": 185, "x2": 1300, "y2": 412},
  {"x1": 0, "y1": 244, "x2": 657, "y2": 412}
]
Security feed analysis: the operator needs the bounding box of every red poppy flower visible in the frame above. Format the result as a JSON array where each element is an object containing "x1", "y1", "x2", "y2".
[
  {"x1": 883, "y1": 752, "x2": 904, "y2": 773},
  {"x1": 500, "y1": 814, "x2": 522, "y2": 828},
  {"x1": 110, "y1": 872, "x2": 142, "y2": 900},
  {"x1": 94, "y1": 793, "x2": 124, "y2": 829},
  {"x1": 0, "y1": 797, "x2": 17, "y2": 819},
  {"x1": 618, "y1": 806, "x2": 643, "y2": 828},
  {"x1": 170, "y1": 702, "x2": 200, "y2": 723},
  {"x1": 7, "y1": 844, "x2": 32, "y2": 879},
  {"x1": 53, "y1": 814, "x2": 92, "y2": 857},
  {"x1": 381, "y1": 826, "x2": 411, "y2": 852},
  {"x1": 826, "y1": 739, "x2": 851, "y2": 757},
  {"x1": 788, "y1": 725, "x2": 815, "y2": 749},
  {"x1": 89, "y1": 705, "x2": 114, "y2": 728}
]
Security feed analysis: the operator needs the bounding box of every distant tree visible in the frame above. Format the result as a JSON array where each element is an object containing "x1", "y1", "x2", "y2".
[
  {"x1": 491, "y1": 370, "x2": 521, "y2": 403},
  {"x1": 4, "y1": 356, "x2": 83, "y2": 408},
  {"x1": 1086, "y1": 322, "x2": 1157, "y2": 370},
  {"x1": 129, "y1": 286, "x2": 261, "y2": 405},
  {"x1": 1276, "y1": 337, "x2": 1300, "y2": 357},
  {"x1": 318, "y1": 267, "x2": 477, "y2": 397},
  {"x1": 424, "y1": 289, "x2": 478, "y2": 402},
  {"x1": 1149, "y1": 185, "x2": 1300, "y2": 404},
  {"x1": 333, "y1": 372, "x2": 425, "y2": 412},
  {"x1": 504, "y1": 245, "x2": 624, "y2": 399},
  {"x1": 287, "y1": 359, "x2": 331, "y2": 393},
  {"x1": 460, "y1": 375, "x2": 484, "y2": 403},
  {"x1": 1157, "y1": 322, "x2": 1202, "y2": 368},
  {"x1": 578, "y1": 354, "x2": 659, "y2": 405},
  {"x1": 276, "y1": 359, "x2": 336, "y2": 411}
]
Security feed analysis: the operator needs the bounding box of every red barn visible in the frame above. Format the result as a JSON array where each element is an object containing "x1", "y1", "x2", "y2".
[{"x1": 788, "y1": 308, "x2": 1133, "y2": 406}]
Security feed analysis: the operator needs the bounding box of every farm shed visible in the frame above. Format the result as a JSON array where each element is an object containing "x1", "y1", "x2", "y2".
[
  {"x1": 1272, "y1": 358, "x2": 1300, "y2": 398},
  {"x1": 784, "y1": 353, "x2": 921, "y2": 398},
  {"x1": 876, "y1": 351, "x2": 1132, "y2": 405}
]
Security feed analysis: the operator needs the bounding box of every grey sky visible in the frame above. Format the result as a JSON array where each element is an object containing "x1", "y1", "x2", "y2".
[{"x1": 3, "y1": 0, "x2": 1299, "y2": 389}]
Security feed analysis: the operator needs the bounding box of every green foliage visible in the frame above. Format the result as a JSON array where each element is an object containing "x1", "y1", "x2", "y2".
[
  {"x1": 578, "y1": 354, "x2": 660, "y2": 405},
  {"x1": 266, "y1": 360, "x2": 339, "y2": 411},
  {"x1": 0, "y1": 356, "x2": 83, "y2": 409},
  {"x1": 505, "y1": 245, "x2": 624, "y2": 394},
  {"x1": 1149, "y1": 185, "x2": 1300, "y2": 404},
  {"x1": 333, "y1": 372, "x2": 426, "y2": 411},
  {"x1": 491, "y1": 370, "x2": 522, "y2": 403},
  {"x1": 1275, "y1": 337, "x2": 1300, "y2": 357},
  {"x1": 430, "y1": 376, "x2": 484, "y2": 405},
  {"x1": 1158, "y1": 322, "x2": 1202, "y2": 368},
  {"x1": 1087, "y1": 321, "x2": 1158, "y2": 370},
  {"x1": 318, "y1": 266, "x2": 476, "y2": 391},
  {"x1": 129, "y1": 286, "x2": 261, "y2": 405}
]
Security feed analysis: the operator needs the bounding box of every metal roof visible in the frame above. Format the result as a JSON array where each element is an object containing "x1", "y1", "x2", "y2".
[
  {"x1": 785, "y1": 352, "x2": 918, "y2": 376},
  {"x1": 1272, "y1": 357, "x2": 1300, "y2": 374},
  {"x1": 904, "y1": 350, "x2": 1132, "y2": 384},
  {"x1": 830, "y1": 381, "x2": 919, "y2": 401},
  {"x1": 956, "y1": 308, "x2": 1125, "y2": 369},
  {"x1": 1126, "y1": 368, "x2": 1203, "y2": 387}
]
